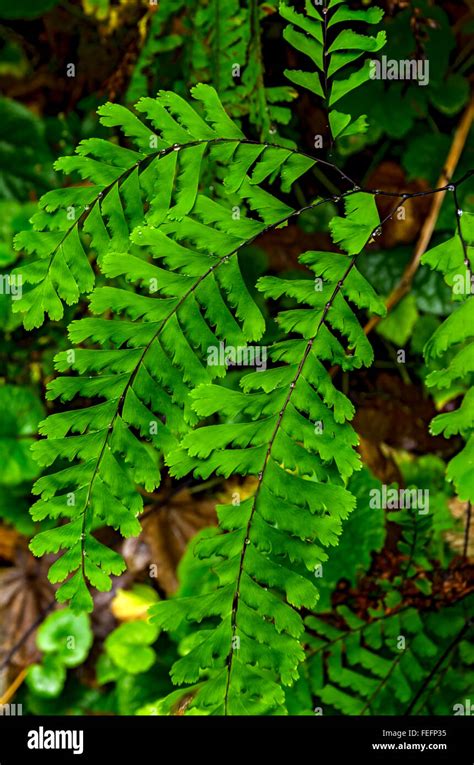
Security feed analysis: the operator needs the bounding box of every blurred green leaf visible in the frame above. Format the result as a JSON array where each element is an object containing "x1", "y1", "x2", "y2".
[
  {"x1": 37, "y1": 609, "x2": 93, "y2": 667},
  {"x1": 0, "y1": 483, "x2": 35, "y2": 534},
  {"x1": 0, "y1": 386, "x2": 44, "y2": 485},
  {"x1": 26, "y1": 655, "x2": 66, "y2": 699},
  {"x1": 430, "y1": 75, "x2": 470, "y2": 116},
  {"x1": 410, "y1": 315, "x2": 441, "y2": 356},
  {"x1": 402, "y1": 134, "x2": 451, "y2": 185},
  {"x1": 105, "y1": 621, "x2": 159, "y2": 674},
  {"x1": 377, "y1": 294, "x2": 418, "y2": 345},
  {"x1": 0, "y1": 98, "x2": 52, "y2": 200},
  {"x1": 0, "y1": 0, "x2": 60, "y2": 19},
  {"x1": 314, "y1": 468, "x2": 386, "y2": 612}
]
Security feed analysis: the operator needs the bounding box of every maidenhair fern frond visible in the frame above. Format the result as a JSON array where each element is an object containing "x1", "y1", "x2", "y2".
[
  {"x1": 280, "y1": 0, "x2": 386, "y2": 141},
  {"x1": 304, "y1": 598, "x2": 473, "y2": 715},
  {"x1": 12, "y1": 84, "x2": 318, "y2": 330},
  {"x1": 26, "y1": 85, "x2": 336, "y2": 612},
  {"x1": 422, "y1": 208, "x2": 474, "y2": 504},
  {"x1": 148, "y1": 193, "x2": 388, "y2": 714}
]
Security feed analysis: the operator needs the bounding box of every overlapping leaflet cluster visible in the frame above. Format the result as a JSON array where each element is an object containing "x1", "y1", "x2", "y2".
[
  {"x1": 148, "y1": 193, "x2": 387, "y2": 714},
  {"x1": 13, "y1": 82, "x2": 315, "y2": 330},
  {"x1": 304, "y1": 597, "x2": 474, "y2": 715},
  {"x1": 24, "y1": 85, "x2": 318, "y2": 611},
  {"x1": 421, "y1": 210, "x2": 474, "y2": 503},
  {"x1": 8, "y1": 0, "x2": 473, "y2": 720},
  {"x1": 129, "y1": 0, "x2": 297, "y2": 137},
  {"x1": 300, "y1": 501, "x2": 473, "y2": 716},
  {"x1": 193, "y1": 0, "x2": 297, "y2": 136},
  {"x1": 280, "y1": 0, "x2": 386, "y2": 140}
]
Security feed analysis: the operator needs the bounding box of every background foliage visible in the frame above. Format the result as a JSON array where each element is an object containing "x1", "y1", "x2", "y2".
[{"x1": 0, "y1": 0, "x2": 472, "y2": 717}]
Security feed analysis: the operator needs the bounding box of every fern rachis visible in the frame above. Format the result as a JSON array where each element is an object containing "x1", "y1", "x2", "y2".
[{"x1": 149, "y1": 192, "x2": 390, "y2": 714}]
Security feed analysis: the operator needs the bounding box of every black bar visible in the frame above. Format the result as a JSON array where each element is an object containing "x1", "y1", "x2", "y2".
[{"x1": 0, "y1": 715, "x2": 471, "y2": 763}]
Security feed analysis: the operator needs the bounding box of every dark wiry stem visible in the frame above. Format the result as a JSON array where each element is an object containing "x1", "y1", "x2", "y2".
[
  {"x1": 403, "y1": 619, "x2": 472, "y2": 716},
  {"x1": 74, "y1": 189, "x2": 358, "y2": 593},
  {"x1": 223, "y1": 195, "x2": 409, "y2": 713},
  {"x1": 463, "y1": 502, "x2": 472, "y2": 560}
]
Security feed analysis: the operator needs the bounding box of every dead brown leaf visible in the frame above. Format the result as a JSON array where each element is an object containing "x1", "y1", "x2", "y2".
[
  {"x1": 352, "y1": 372, "x2": 459, "y2": 456},
  {"x1": 0, "y1": 545, "x2": 54, "y2": 683},
  {"x1": 124, "y1": 478, "x2": 258, "y2": 595},
  {"x1": 366, "y1": 162, "x2": 431, "y2": 248}
]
